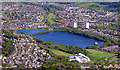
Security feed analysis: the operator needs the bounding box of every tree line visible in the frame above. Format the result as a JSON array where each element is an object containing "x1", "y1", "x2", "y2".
[
  {"x1": 23, "y1": 2, "x2": 64, "y2": 13},
  {"x1": 30, "y1": 30, "x2": 50, "y2": 36}
]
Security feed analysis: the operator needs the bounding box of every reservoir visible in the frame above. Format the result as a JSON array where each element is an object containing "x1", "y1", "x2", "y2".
[{"x1": 17, "y1": 30, "x2": 104, "y2": 47}]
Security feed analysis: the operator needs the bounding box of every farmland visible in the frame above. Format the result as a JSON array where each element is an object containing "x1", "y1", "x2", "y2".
[{"x1": 48, "y1": 49, "x2": 74, "y2": 57}]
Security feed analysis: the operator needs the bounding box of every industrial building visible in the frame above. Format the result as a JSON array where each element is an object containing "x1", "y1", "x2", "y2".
[
  {"x1": 85, "y1": 22, "x2": 89, "y2": 29},
  {"x1": 68, "y1": 53, "x2": 90, "y2": 63},
  {"x1": 73, "y1": 21, "x2": 77, "y2": 28}
]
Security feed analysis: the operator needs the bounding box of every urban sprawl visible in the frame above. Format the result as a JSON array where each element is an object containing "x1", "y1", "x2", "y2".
[{"x1": 1, "y1": 2, "x2": 120, "y2": 69}]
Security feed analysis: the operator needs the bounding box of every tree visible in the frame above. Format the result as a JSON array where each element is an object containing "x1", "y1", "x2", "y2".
[
  {"x1": 117, "y1": 40, "x2": 120, "y2": 63},
  {"x1": 81, "y1": 11, "x2": 85, "y2": 13}
]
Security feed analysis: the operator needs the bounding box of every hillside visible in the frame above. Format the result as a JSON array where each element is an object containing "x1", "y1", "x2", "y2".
[{"x1": 73, "y1": 2, "x2": 119, "y2": 12}]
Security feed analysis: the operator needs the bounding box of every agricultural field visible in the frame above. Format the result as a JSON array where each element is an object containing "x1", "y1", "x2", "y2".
[
  {"x1": 86, "y1": 49, "x2": 114, "y2": 57},
  {"x1": 49, "y1": 49, "x2": 74, "y2": 57}
]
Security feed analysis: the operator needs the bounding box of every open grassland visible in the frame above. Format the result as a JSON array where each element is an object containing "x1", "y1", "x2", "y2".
[
  {"x1": 49, "y1": 49, "x2": 74, "y2": 57},
  {"x1": 73, "y1": 2, "x2": 95, "y2": 8},
  {"x1": 73, "y1": 2, "x2": 118, "y2": 11},
  {"x1": 47, "y1": 13, "x2": 56, "y2": 24},
  {"x1": 86, "y1": 49, "x2": 114, "y2": 57},
  {"x1": 73, "y1": 2, "x2": 107, "y2": 8}
]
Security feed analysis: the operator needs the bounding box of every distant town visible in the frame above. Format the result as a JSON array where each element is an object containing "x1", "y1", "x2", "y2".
[{"x1": 2, "y1": 2, "x2": 119, "y2": 39}]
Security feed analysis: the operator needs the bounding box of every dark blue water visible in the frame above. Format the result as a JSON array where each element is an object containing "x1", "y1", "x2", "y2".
[
  {"x1": 17, "y1": 30, "x2": 104, "y2": 47},
  {"x1": 17, "y1": 30, "x2": 44, "y2": 35}
]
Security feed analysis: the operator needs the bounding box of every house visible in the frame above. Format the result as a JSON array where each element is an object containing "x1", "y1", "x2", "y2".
[
  {"x1": 108, "y1": 64, "x2": 114, "y2": 68},
  {"x1": 104, "y1": 65, "x2": 108, "y2": 69},
  {"x1": 0, "y1": 55, "x2": 2, "y2": 59},
  {"x1": 114, "y1": 64, "x2": 119, "y2": 69}
]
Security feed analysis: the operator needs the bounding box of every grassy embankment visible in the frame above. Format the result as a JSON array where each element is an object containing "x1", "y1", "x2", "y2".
[{"x1": 30, "y1": 30, "x2": 50, "y2": 35}]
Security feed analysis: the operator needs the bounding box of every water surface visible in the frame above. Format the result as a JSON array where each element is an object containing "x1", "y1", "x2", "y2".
[
  {"x1": 17, "y1": 30, "x2": 104, "y2": 47},
  {"x1": 17, "y1": 30, "x2": 44, "y2": 35}
]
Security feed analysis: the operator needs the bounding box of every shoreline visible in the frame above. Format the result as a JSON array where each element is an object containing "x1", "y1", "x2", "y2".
[
  {"x1": 15, "y1": 28, "x2": 118, "y2": 48},
  {"x1": 30, "y1": 30, "x2": 50, "y2": 35}
]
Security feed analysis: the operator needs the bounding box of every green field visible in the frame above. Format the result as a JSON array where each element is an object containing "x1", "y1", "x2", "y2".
[
  {"x1": 86, "y1": 49, "x2": 114, "y2": 57},
  {"x1": 92, "y1": 53, "x2": 114, "y2": 57},
  {"x1": 49, "y1": 49, "x2": 74, "y2": 57},
  {"x1": 73, "y1": 2, "x2": 95, "y2": 8},
  {"x1": 73, "y1": 2, "x2": 118, "y2": 11}
]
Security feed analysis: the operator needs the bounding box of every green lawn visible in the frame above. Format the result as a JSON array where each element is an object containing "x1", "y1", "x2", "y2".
[
  {"x1": 92, "y1": 53, "x2": 113, "y2": 57},
  {"x1": 86, "y1": 49, "x2": 114, "y2": 57}
]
